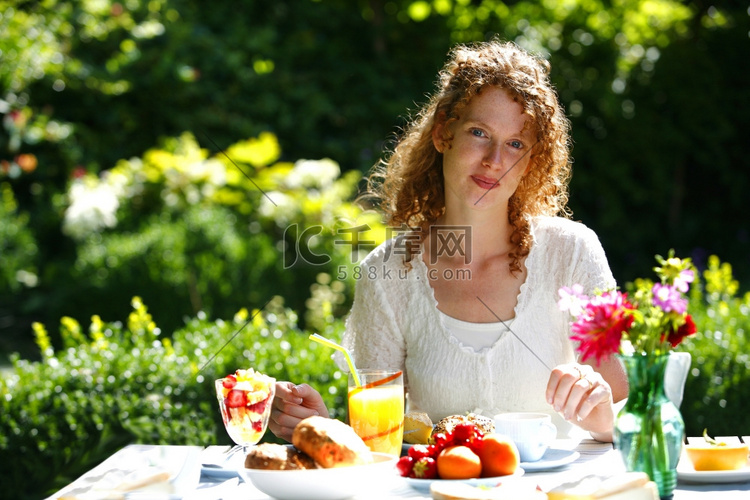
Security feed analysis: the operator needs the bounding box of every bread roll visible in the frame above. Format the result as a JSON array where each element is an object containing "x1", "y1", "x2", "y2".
[
  {"x1": 244, "y1": 442, "x2": 318, "y2": 470},
  {"x1": 292, "y1": 416, "x2": 373, "y2": 468},
  {"x1": 433, "y1": 413, "x2": 495, "y2": 437}
]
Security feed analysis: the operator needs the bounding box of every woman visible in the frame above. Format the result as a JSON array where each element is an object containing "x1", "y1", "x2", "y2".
[{"x1": 270, "y1": 39, "x2": 627, "y2": 443}]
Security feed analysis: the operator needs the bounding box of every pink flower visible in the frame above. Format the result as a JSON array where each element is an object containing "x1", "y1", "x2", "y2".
[
  {"x1": 558, "y1": 284, "x2": 588, "y2": 316},
  {"x1": 561, "y1": 252, "x2": 695, "y2": 360},
  {"x1": 673, "y1": 269, "x2": 695, "y2": 293},
  {"x1": 652, "y1": 283, "x2": 688, "y2": 314},
  {"x1": 570, "y1": 291, "x2": 635, "y2": 364}
]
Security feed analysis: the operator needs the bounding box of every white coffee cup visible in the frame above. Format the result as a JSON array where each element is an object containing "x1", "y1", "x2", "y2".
[{"x1": 493, "y1": 412, "x2": 556, "y2": 462}]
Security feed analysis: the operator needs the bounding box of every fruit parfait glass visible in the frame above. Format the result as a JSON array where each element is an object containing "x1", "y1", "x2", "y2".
[{"x1": 215, "y1": 368, "x2": 276, "y2": 454}]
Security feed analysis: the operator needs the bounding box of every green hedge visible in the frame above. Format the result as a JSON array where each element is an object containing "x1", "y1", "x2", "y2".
[
  {"x1": 680, "y1": 256, "x2": 750, "y2": 437},
  {"x1": 0, "y1": 297, "x2": 348, "y2": 500}
]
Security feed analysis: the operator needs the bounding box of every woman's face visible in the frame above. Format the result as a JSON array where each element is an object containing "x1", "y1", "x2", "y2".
[{"x1": 433, "y1": 86, "x2": 535, "y2": 213}]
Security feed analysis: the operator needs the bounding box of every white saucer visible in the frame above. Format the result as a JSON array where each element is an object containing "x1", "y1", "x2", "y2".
[
  {"x1": 677, "y1": 457, "x2": 750, "y2": 484},
  {"x1": 520, "y1": 448, "x2": 580, "y2": 471},
  {"x1": 404, "y1": 468, "x2": 524, "y2": 494}
]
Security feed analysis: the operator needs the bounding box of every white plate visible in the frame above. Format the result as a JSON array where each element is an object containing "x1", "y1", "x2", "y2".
[
  {"x1": 51, "y1": 445, "x2": 202, "y2": 499},
  {"x1": 520, "y1": 448, "x2": 580, "y2": 471},
  {"x1": 404, "y1": 468, "x2": 525, "y2": 494},
  {"x1": 240, "y1": 451, "x2": 398, "y2": 500},
  {"x1": 677, "y1": 456, "x2": 750, "y2": 484}
]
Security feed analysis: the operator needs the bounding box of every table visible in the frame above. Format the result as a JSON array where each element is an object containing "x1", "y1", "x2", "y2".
[{"x1": 48, "y1": 439, "x2": 750, "y2": 500}]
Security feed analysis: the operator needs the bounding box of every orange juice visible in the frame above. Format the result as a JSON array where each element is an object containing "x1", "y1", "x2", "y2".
[{"x1": 348, "y1": 384, "x2": 404, "y2": 456}]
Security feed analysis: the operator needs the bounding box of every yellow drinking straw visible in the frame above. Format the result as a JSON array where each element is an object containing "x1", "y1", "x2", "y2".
[{"x1": 309, "y1": 333, "x2": 361, "y2": 387}]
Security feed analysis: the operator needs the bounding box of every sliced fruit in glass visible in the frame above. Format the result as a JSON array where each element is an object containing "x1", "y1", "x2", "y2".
[{"x1": 215, "y1": 368, "x2": 275, "y2": 457}]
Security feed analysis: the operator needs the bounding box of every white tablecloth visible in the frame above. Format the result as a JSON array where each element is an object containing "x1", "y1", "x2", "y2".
[{"x1": 49, "y1": 439, "x2": 750, "y2": 500}]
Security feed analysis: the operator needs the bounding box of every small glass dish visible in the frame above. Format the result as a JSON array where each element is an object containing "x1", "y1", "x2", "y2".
[{"x1": 215, "y1": 369, "x2": 275, "y2": 454}]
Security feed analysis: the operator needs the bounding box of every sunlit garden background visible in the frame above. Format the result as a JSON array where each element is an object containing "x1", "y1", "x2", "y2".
[{"x1": 1, "y1": 1, "x2": 749, "y2": 498}]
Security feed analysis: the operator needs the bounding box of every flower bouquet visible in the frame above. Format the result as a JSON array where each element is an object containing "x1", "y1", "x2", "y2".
[{"x1": 558, "y1": 251, "x2": 697, "y2": 499}]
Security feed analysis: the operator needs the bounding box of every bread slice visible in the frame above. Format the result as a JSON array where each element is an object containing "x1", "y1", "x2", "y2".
[
  {"x1": 430, "y1": 481, "x2": 547, "y2": 500},
  {"x1": 547, "y1": 472, "x2": 659, "y2": 500}
]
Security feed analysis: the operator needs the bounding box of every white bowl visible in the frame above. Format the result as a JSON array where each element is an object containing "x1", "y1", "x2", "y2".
[{"x1": 240, "y1": 449, "x2": 398, "y2": 500}]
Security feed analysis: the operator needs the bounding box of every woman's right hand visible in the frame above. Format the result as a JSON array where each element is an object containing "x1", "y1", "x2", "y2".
[{"x1": 269, "y1": 382, "x2": 330, "y2": 442}]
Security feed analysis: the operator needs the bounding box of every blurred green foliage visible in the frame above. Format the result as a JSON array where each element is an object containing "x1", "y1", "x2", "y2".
[
  {"x1": 2, "y1": 127, "x2": 386, "y2": 353},
  {"x1": 0, "y1": 182, "x2": 38, "y2": 293},
  {"x1": 0, "y1": 297, "x2": 349, "y2": 499},
  {"x1": 681, "y1": 256, "x2": 750, "y2": 437}
]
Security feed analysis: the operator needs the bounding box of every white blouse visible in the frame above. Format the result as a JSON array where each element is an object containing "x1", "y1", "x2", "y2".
[
  {"x1": 439, "y1": 312, "x2": 511, "y2": 352},
  {"x1": 337, "y1": 216, "x2": 616, "y2": 437}
]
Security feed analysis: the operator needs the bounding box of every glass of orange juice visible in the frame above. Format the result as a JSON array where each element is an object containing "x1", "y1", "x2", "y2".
[{"x1": 348, "y1": 369, "x2": 404, "y2": 456}]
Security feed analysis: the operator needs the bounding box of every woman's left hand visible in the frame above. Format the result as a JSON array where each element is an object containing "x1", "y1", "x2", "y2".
[
  {"x1": 546, "y1": 363, "x2": 610, "y2": 420},
  {"x1": 545, "y1": 362, "x2": 616, "y2": 441}
]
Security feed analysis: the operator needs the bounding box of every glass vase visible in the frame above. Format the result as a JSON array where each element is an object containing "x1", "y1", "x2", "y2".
[{"x1": 614, "y1": 352, "x2": 685, "y2": 500}]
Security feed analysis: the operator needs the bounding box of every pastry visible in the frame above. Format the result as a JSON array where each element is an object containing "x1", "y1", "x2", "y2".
[
  {"x1": 546, "y1": 472, "x2": 659, "y2": 500},
  {"x1": 244, "y1": 442, "x2": 318, "y2": 470},
  {"x1": 292, "y1": 415, "x2": 373, "y2": 468}
]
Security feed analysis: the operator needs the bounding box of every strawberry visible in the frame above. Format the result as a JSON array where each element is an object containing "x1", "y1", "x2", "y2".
[
  {"x1": 225, "y1": 389, "x2": 247, "y2": 408},
  {"x1": 452, "y1": 422, "x2": 481, "y2": 445},
  {"x1": 248, "y1": 395, "x2": 270, "y2": 415},
  {"x1": 411, "y1": 457, "x2": 438, "y2": 479},
  {"x1": 407, "y1": 444, "x2": 433, "y2": 461},
  {"x1": 222, "y1": 374, "x2": 237, "y2": 389},
  {"x1": 431, "y1": 432, "x2": 450, "y2": 454},
  {"x1": 396, "y1": 456, "x2": 414, "y2": 477}
]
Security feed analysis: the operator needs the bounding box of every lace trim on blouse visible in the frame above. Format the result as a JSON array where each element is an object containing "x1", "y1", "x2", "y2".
[{"x1": 438, "y1": 311, "x2": 514, "y2": 353}]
